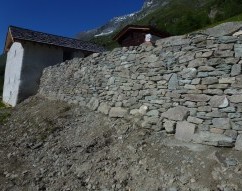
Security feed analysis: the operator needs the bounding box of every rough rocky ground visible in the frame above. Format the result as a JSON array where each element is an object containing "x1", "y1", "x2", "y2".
[{"x1": 0, "y1": 96, "x2": 242, "y2": 191}]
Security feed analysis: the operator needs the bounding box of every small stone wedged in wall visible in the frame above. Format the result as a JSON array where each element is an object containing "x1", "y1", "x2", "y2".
[{"x1": 39, "y1": 22, "x2": 242, "y2": 148}]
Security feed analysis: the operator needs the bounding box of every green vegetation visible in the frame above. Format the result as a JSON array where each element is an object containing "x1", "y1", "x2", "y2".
[
  {"x1": 90, "y1": 33, "x2": 120, "y2": 50},
  {"x1": 135, "y1": 0, "x2": 242, "y2": 35},
  {"x1": 93, "y1": 0, "x2": 242, "y2": 49},
  {"x1": 0, "y1": 110, "x2": 11, "y2": 124}
]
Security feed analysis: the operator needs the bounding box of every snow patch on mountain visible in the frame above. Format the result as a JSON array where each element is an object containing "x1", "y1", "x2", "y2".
[{"x1": 95, "y1": 30, "x2": 114, "y2": 37}]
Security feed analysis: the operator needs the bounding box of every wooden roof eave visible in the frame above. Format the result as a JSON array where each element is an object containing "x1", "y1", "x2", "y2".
[
  {"x1": 4, "y1": 28, "x2": 14, "y2": 53},
  {"x1": 113, "y1": 26, "x2": 151, "y2": 41}
]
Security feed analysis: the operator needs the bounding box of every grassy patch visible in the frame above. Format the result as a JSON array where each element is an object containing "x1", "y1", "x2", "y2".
[{"x1": 0, "y1": 108, "x2": 11, "y2": 125}]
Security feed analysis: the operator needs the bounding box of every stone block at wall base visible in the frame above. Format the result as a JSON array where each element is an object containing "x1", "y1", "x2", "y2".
[
  {"x1": 175, "y1": 121, "x2": 196, "y2": 142},
  {"x1": 192, "y1": 132, "x2": 234, "y2": 147},
  {"x1": 235, "y1": 134, "x2": 242, "y2": 151},
  {"x1": 109, "y1": 107, "x2": 128, "y2": 118}
]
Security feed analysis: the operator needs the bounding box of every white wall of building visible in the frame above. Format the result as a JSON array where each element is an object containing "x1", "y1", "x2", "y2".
[
  {"x1": 3, "y1": 42, "x2": 24, "y2": 106},
  {"x1": 18, "y1": 42, "x2": 63, "y2": 103},
  {"x1": 3, "y1": 41, "x2": 87, "y2": 106}
]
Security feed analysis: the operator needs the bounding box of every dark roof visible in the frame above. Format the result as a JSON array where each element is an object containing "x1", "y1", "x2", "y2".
[
  {"x1": 5, "y1": 26, "x2": 106, "y2": 53},
  {"x1": 113, "y1": 25, "x2": 170, "y2": 41}
]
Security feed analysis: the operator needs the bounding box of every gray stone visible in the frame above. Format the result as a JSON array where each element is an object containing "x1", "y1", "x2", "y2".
[
  {"x1": 198, "y1": 106, "x2": 212, "y2": 112},
  {"x1": 139, "y1": 105, "x2": 148, "y2": 115},
  {"x1": 228, "y1": 113, "x2": 241, "y2": 119},
  {"x1": 184, "y1": 101, "x2": 196, "y2": 107},
  {"x1": 156, "y1": 35, "x2": 191, "y2": 46},
  {"x1": 212, "y1": 118, "x2": 231, "y2": 129},
  {"x1": 150, "y1": 76, "x2": 162, "y2": 81},
  {"x1": 225, "y1": 57, "x2": 240, "y2": 64},
  {"x1": 195, "y1": 85, "x2": 207, "y2": 90},
  {"x1": 188, "y1": 58, "x2": 207, "y2": 68},
  {"x1": 229, "y1": 95, "x2": 242, "y2": 103},
  {"x1": 235, "y1": 135, "x2": 242, "y2": 151},
  {"x1": 146, "y1": 110, "x2": 159, "y2": 117},
  {"x1": 197, "y1": 72, "x2": 208, "y2": 78},
  {"x1": 165, "y1": 92, "x2": 181, "y2": 99},
  {"x1": 232, "y1": 121, "x2": 242, "y2": 131},
  {"x1": 147, "y1": 54, "x2": 158, "y2": 62},
  {"x1": 175, "y1": 121, "x2": 196, "y2": 142},
  {"x1": 224, "y1": 89, "x2": 242, "y2": 95},
  {"x1": 208, "y1": 84, "x2": 228, "y2": 89},
  {"x1": 220, "y1": 107, "x2": 236, "y2": 113},
  {"x1": 97, "y1": 102, "x2": 110, "y2": 115},
  {"x1": 187, "y1": 116, "x2": 203, "y2": 124},
  {"x1": 224, "y1": 130, "x2": 238, "y2": 140},
  {"x1": 182, "y1": 94, "x2": 211, "y2": 102},
  {"x1": 200, "y1": 51, "x2": 214, "y2": 58},
  {"x1": 209, "y1": 95, "x2": 229, "y2": 108},
  {"x1": 87, "y1": 97, "x2": 99, "y2": 111},
  {"x1": 163, "y1": 120, "x2": 176, "y2": 133},
  {"x1": 198, "y1": 66, "x2": 215, "y2": 72},
  {"x1": 180, "y1": 68, "x2": 197, "y2": 79},
  {"x1": 214, "y1": 50, "x2": 234, "y2": 58},
  {"x1": 184, "y1": 84, "x2": 196, "y2": 90},
  {"x1": 192, "y1": 132, "x2": 234, "y2": 147},
  {"x1": 191, "y1": 78, "x2": 201, "y2": 85},
  {"x1": 127, "y1": 54, "x2": 136, "y2": 61},
  {"x1": 219, "y1": 77, "x2": 236, "y2": 84},
  {"x1": 234, "y1": 44, "x2": 242, "y2": 58},
  {"x1": 219, "y1": 36, "x2": 238, "y2": 43},
  {"x1": 107, "y1": 77, "x2": 115, "y2": 85},
  {"x1": 109, "y1": 107, "x2": 128, "y2": 118},
  {"x1": 179, "y1": 52, "x2": 195, "y2": 63},
  {"x1": 210, "y1": 128, "x2": 224, "y2": 134},
  {"x1": 208, "y1": 71, "x2": 227, "y2": 76},
  {"x1": 179, "y1": 80, "x2": 192, "y2": 85},
  {"x1": 203, "y1": 89, "x2": 223, "y2": 95},
  {"x1": 143, "y1": 116, "x2": 159, "y2": 125},
  {"x1": 162, "y1": 106, "x2": 189, "y2": 121},
  {"x1": 231, "y1": 64, "x2": 241, "y2": 76},
  {"x1": 219, "y1": 43, "x2": 234, "y2": 50},
  {"x1": 168, "y1": 73, "x2": 178, "y2": 90},
  {"x1": 130, "y1": 109, "x2": 140, "y2": 116},
  {"x1": 201, "y1": 77, "x2": 218, "y2": 85}
]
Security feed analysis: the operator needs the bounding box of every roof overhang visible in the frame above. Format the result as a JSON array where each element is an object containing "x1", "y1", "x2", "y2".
[
  {"x1": 4, "y1": 27, "x2": 14, "y2": 53},
  {"x1": 113, "y1": 25, "x2": 170, "y2": 42}
]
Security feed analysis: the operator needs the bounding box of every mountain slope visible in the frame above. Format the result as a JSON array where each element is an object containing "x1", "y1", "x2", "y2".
[
  {"x1": 78, "y1": 0, "x2": 242, "y2": 49},
  {"x1": 77, "y1": 0, "x2": 168, "y2": 41}
]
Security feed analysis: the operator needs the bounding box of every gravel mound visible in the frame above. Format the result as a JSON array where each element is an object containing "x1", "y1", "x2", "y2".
[{"x1": 0, "y1": 96, "x2": 241, "y2": 191}]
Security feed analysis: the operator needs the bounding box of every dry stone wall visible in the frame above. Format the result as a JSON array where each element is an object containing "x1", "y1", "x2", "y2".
[{"x1": 39, "y1": 32, "x2": 242, "y2": 149}]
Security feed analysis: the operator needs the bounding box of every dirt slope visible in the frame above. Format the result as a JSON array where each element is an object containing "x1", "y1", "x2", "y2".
[{"x1": 0, "y1": 96, "x2": 241, "y2": 191}]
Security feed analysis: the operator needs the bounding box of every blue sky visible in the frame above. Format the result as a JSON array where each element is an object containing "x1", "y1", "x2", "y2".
[{"x1": 0, "y1": 0, "x2": 143, "y2": 52}]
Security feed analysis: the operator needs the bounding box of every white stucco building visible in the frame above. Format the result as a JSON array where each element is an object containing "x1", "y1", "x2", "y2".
[{"x1": 3, "y1": 26, "x2": 105, "y2": 106}]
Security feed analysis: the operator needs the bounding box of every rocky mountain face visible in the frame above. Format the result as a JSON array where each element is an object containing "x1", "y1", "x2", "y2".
[{"x1": 77, "y1": 0, "x2": 168, "y2": 40}]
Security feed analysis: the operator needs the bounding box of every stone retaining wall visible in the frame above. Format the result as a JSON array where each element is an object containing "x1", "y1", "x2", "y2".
[{"x1": 39, "y1": 32, "x2": 242, "y2": 149}]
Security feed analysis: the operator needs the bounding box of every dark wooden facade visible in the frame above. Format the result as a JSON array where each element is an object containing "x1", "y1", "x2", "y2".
[{"x1": 113, "y1": 25, "x2": 170, "y2": 47}]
